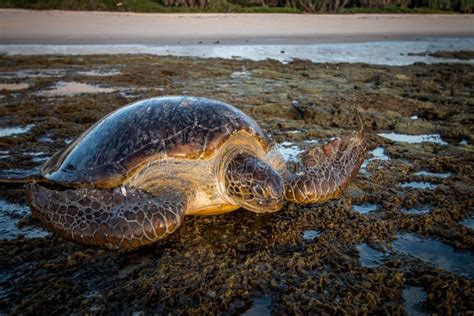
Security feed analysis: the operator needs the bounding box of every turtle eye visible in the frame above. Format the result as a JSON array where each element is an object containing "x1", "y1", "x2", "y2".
[{"x1": 253, "y1": 184, "x2": 264, "y2": 196}]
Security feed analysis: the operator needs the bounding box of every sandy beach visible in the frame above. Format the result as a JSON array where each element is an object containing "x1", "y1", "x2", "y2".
[{"x1": 0, "y1": 9, "x2": 473, "y2": 44}]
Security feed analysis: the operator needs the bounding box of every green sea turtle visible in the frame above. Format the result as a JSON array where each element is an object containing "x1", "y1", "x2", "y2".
[{"x1": 4, "y1": 96, "x2": 366, "y2": 249}]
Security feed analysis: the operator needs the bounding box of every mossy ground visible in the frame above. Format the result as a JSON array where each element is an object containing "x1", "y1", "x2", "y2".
[{"x1": 0, "y1": 54, "x2": 472, "y2": 314}]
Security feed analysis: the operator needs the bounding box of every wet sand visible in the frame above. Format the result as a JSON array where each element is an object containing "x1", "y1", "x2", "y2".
[
  {"x1": 1, "y1": 9, "x2": 474, "y2": 44},
  {"x1": 0, "y1": 54, "x2": 473, "y2": 314}
]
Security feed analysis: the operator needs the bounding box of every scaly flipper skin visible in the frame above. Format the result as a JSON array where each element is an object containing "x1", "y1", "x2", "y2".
[
  {"x1": 27, "y1": 184, "x2": 186, "y2": 249},
  {"x1": 284, "y1": 128, "x2": 366, "y2": 204}
]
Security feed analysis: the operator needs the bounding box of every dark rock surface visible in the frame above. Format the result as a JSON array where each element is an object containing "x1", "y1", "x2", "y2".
[{"x1": 0, "y1": 54, "x2": 472, "y2": 314}]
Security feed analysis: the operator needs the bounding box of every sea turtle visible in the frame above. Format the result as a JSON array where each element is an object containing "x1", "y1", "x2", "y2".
[{"x1": 4, "y1": 96, "x2": 366, "y2": 249}]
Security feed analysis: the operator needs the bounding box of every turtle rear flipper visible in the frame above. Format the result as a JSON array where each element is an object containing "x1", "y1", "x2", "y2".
[
  {"x1": 284, "y1": 129, "x2": 366, "y2": 204},
  {"x1": 27, "y1": 184, "x2": 186, "y2": 249}
]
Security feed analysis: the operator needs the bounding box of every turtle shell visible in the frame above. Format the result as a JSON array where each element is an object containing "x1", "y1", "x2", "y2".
[{"x1": 42, "y1": 96, "x2": 271, "y2": 188}]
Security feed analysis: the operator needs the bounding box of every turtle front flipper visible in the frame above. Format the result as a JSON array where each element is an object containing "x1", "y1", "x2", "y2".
[
  {"x1": 26, "y1": 184, "x2": 186, "y2": 249},
  {"x1": 284, "y1": 128, "x2": 366, "y2": 204}
]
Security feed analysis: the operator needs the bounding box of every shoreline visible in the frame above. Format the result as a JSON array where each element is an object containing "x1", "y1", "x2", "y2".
[
  {"x1": 1, "y1": 9, "x2": 473, "y2": 45},
  {"x1": 1, "y1": 38, "x2": 473, "y2": 66},
  {"x1": 2, "y1": 34, "x2": 474, "y2": 46}
]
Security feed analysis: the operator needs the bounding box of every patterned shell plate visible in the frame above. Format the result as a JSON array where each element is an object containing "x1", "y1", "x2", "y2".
[{"x1": 42, "y1": 96, "x2": 270, "y2": 188}]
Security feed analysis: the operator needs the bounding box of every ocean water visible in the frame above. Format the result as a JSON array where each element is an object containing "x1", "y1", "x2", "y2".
[{"x1": 1, "y1": 38, "x2": 473, "y2": 66}]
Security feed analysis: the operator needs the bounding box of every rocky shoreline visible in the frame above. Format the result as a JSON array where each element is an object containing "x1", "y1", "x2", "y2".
[{"x1": 0, "y1": 54, "x2": 472, "y2": 314}]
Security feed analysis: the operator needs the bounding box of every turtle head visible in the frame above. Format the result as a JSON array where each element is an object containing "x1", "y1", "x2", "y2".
[{"x1": 224, "y1": 152, "x2": 283, "y2": 213}]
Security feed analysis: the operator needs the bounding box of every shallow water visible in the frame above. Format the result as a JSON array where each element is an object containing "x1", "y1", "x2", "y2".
[
  {"x1": 38, "y1": 134, "x2": 54, "y2": 143},
  {"x1": 83, "y1": 289, "x2": 102, "y2": 313},
  {"x1": 356, "y1": 243, "x2": 385, "y2": 268},
  {"x1": 38, "y1": 81, "x2": 116, "y2": 96},
  {"x1": 276, "y1": 141, "x2": 304, "y2": 162},
  {"x1": 242, "y1": 296, "x2": 271, "y2": 316},
  {"x1": 402, "y1": 286, "x2": 427, "y2": 316},
  {"x1": 393, "y1": 233, "x2": 474, "y2": 279},
  {"x1": 0, "y1": 124, "x2": 34, "y2": 137},
  {"x1": 414, "y1": 171, "x2": 451, "y2": 178},
  {"x1": 303, "y1": 229, "x2": 320, "y2": 241},
  {"x1": 0, "y1": 68, "x2": 121, "y2": 79},
  {"x1": 400, "y1": 182, "x2": 437, "y2": 190},
  {"x1": 25, "y1": 151, "x2": 50, "y2": 163},
  {"x1": 1, "y1": 38, "x2": 473, "y2": 66},
  {"x1": 0, "y1": 69, "x2": 66, "y2": 79},
  {"x1": 0, "y1": 83, "x2": 30, "y2": 91},
  {"x1": 0, "y1": 270, "x2": 11, "y2": 300},
  {"x1": 360, "y1": 147, "x2": 389, "y2": 174},
  {"x1": 0, "y1": 199, "x2": 49, "y2": 240},
  {"x1": 400, "y1": 205, "x2": 432, "y2": 215},
  {"x1": 76, "y1": 69, "x2": 121, "y2": 77},
  {"x1": 461, "y1": 216, "x2": 474, "y2": 229},
  {"x1": 353, "y1": 203, "x2": 378, "y2": 214},
  {"x1": 378, "y1": 133, "x2": 448, "y2": 145},
  {"x1": 230, "y1": 69, "x2": 251, "y2": 80},
  {"x1": 0, "y1": 167, "x2": 41, "y2": 179},
  {"x1": 276, "y1": 139, "x2": 324, "y2": 162}
]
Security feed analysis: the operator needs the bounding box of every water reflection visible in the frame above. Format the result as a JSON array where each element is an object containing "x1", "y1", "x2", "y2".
[
  {"x1": 414, "y1": 171, "x2": 451, "y2": 178},
  {"x1": 0, "y1": 199, "x2": 49, "y2": 240},
  {"x1": 242, "y1": 296, "x2": 271, "y2": 316},
  {"x1": 0, "y1": 124, "x2": 34, "y2": 137},
  {"x1": 0, "y1": 83, "x2": 30, "y2": 91},
  {"x1": 402, "y1": 286, "x2": 427, "y2": 316},
  {"x1": 461, "y1": 216, "x2": 474, "y2": 229},
  {"x1": 378, "y1": 133, "x2": 448, "y2": 145},
  {"x1": 38, "y1": 81, "x2": 116, "y2": 96},
  {"x1": 0, "y1": 69, "x2": 66, "y2": 79},
  {"x1": 303, "y1": 229, "x2": 320, "y2": 240},
  {"x1": 400, "y1": 205, "x2": 432, "y2": 215},
  {"x1": 276, "y1": 141, "x2": 303, "y2": 162},
  {"x1": 353, "y1": 203, "x2": 378, "y2": 214},
  {"x1": 360, "y1": 147, "x2": 389, "y2": 175},
  {"x1": 393, "y1": 233, "x2": 474, "y2": 279},
  {"x1": 400, "y1": 182, "x2": 437, "y2": 190},
  {"x1": 356, "y1": 243, "x2": 385, "y2": 268},
  {"x1": 76, "y1": 69, "x2": 121, "y2": 77}
]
